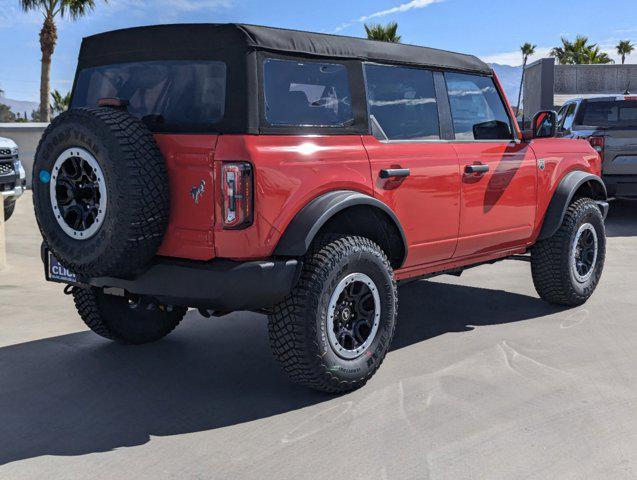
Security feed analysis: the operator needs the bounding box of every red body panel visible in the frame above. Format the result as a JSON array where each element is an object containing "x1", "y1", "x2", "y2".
[
  {"x1": 453, "y1": 140, "x2": 538, "y2": 257},
  {"x1": 213, "y1": 135, "x2": 373, "y2": 260},
  {"x1": 156, "y1": 133, "x2": 599, "y2": 281},
  {"x1": 528, "y1": 137, "x2": 601, "y2": 241},
  {"x1": 363, "y1": 136, "x2": 461, "y2": 267},
  {"x1": 155, "y1": 134, "x2": 217, "y2": 260}
]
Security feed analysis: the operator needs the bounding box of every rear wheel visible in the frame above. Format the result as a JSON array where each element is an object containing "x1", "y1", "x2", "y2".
[
  {"x1": 268, "y1": 236, "x2": 398, "y2": 393},
  {"x1": 73, "y1": 287, "x2": 187, "y2": 344},
  {"x1": 3, "y1": 199, "x2": 15, "y2": 221},
  {"x1": 531, "y1": 197, "x2": 605, "y2": 306}
]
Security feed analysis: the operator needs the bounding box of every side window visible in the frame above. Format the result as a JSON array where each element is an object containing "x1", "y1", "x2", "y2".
[
  {"x1": 263, "y1": 58, "x2": 353, "y2": 127},
  {"x1": 561, "y1": 103, "x2": 577, "y2": 131},
  {"x1": 364, "y1": 63, "x2": 440, "y2": 141},
  {"x1": 557, "y1": 105, "x2": 569, "y2": 125},
  {"x1": 445, "y1": 72, "x2": 513, "y2": 141}
]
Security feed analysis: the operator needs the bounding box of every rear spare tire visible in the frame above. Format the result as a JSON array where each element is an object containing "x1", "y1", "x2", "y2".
[{"x1": 33, "y1": 107, "x2": 169, "y2": 278}]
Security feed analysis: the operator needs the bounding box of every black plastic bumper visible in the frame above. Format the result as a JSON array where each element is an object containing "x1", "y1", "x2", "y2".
[
  {"x1": 42, "y1": 245, "x2": 302, "y2": 311},
  {"x1": 604, "y1": 175, "x2": 637, "y2": 198},
  {"x1": 89, "y1": 257, "x2": 301, "y2": 311}
]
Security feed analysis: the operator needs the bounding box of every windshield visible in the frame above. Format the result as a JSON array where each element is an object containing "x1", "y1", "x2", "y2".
[
  {"x1": 72, "y1": 60, "x2": 227, "y2": 132},
  {"x1": 579, "y1": 100, "x2": 637, "y2": 128}
]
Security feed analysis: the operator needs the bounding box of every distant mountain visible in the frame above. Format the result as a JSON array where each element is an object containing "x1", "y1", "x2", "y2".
[
  {"x1": 489, "y1": 64, "x2": 523, "y2": 106},
  {"x1": 0, "y1": 94, "x2": 39, "y2": 119}
]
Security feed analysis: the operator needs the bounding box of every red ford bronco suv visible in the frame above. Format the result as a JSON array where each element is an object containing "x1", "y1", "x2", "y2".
[{"x1": 33, "y1": 24, "x2": 608, "y2": 393}]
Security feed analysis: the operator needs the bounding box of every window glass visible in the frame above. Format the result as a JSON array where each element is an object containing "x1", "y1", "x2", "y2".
[
  {"x1": 445, "y1": 72, "x2": 513, "y2": 140},
  {"x1": 557, "y1": 105, "x2": 569, "y2": 125},
  {"x1": 72, "y1": 60, "x2": 226, "y2": 132},
  {"x1": 580, "y1": 100, "x2": 637, "y2": 128},
  {"x1": 263, "y1": 59, "x2": 353, "y2": 127},
  {"x1": 364, "y1": 64, "x2": 440, "y2": 141},
  {"x1": 562, "y1": 103, "x2": 577, "y2": 131}
]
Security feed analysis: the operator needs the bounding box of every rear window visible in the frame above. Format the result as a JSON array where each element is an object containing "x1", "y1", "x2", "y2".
[
  {"x1": 579, "y1": 100, "x2": 637, "y2": 128},
  {"x1": 263, "y1": 58, "x2": 353, "y2": 127},
  {"x1": 72, "y1": 60, "x2": 226, "y2": 132}
]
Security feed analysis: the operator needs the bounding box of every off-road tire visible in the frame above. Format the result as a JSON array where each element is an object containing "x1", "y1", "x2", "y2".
[
  {"x1": 268, "y1": 236, "x2": 398, "y2": 393},
  {"x1": 73, "y1": 287, "x2": 187, "y2": 344},
  {"x1": 3, "y1": 199, "x2": 15, "y2": 221},
  {"x1": 33, "y1": 107, "x2": 169, "y2": 278},
  {"x1": 531, "y1": 197, "x2": 605, "y2": 306}
]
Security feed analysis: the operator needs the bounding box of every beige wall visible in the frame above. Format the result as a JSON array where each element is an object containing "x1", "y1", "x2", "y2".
[{"x1": 0, "y1": 123, "x2": 48, "y2": 188}]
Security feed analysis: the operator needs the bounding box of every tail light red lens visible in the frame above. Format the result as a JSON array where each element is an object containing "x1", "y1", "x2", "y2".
[
  {"x1": 221, "y1": 162, "x2": 253, "y2": 229},
  {"x1": 588, "y1": 136, "x2": 604, "y2": 155},
  {"x1": 587, "y1": 136, "x2": 604, "y2": 174}
]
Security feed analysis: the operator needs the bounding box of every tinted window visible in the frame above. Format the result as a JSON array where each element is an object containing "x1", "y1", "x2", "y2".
[
  {"x1": 364, "y1": 64, "x2": 440, "y2": 141},
  {"x1": 72, "y1": 61, "x2": 226, "y2": 132},
  {"x1": 557, "y1": 105, "x2": 569, "y2": 124},
  {"x1": 561, "y1": 103, "x2": 577, "y2": 131},
  {"x1": 263, "y1": 59, "x2": 353, "y2": 127},
  {"x1": 445, "y1": 73, "x2": 513, "y2": 140},
  {"x1": 580, "y1": 100, "x2": 637, "y2": 128}
]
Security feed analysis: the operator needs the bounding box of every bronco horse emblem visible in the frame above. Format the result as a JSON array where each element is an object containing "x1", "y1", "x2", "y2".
[{"x1": 190, "y1": 180, "x2": 206, "y2": 205}]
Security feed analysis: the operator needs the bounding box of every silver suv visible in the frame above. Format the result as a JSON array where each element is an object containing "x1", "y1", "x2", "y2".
[{"x1": 0, "y1": 136, "x2": 26, "y2": 221}]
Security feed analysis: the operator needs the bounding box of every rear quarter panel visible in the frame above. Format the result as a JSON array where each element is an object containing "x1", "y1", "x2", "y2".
[
  {"x1": 213, "y1": 135, "x2": 374, "y2": 260},
  {"x1": 529, "y1": 137, "x2": 600, "y2": 241}
]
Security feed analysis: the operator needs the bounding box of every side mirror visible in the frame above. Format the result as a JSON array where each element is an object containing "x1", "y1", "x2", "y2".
[
  {"x1": 532, "y1": 110, "x2": 558, "y2": 139},
  {"x1": 472, "y1": 120, "x2": 512, "y2": 140}
]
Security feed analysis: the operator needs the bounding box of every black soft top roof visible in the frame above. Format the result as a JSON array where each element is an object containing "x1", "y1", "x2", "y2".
[{"x1": 78, "y1": 23, "x2": 491, "y2": 74}]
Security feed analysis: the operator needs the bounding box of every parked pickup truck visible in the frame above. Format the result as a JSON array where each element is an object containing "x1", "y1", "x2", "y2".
[
  {"x1": 557, "y1": 95, "x2": 637, "y2": 197},
  {"x1": 0, "y1": 136, "x2": 26, "y2": 221},
  {"x1": 33, "y1": 24, "x2": 608, "y2": 393}
]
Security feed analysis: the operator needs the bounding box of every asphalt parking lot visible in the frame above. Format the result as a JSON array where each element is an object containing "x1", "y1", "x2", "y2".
[{"x1": 1, "y1": 193, "x2": 637, "y2": 480}]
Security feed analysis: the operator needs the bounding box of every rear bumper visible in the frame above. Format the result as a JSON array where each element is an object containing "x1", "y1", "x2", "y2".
[
  {"x1": 44, "y1": 245, "x2": 302, "y2": 312},
  {"x1": 604, "y1": 175, "x2": 637, "y2": 197}
]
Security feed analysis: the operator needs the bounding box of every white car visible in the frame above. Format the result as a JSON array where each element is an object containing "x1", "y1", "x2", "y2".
[{"x1": 0, "y1": 136, "x2": 25, "y2": 221}]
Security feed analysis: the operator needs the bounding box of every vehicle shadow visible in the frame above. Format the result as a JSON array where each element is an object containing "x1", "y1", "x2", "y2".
[
  {"x1": 0, "y1": 281, "x2": 562, "y2": 466},
  {"x1": 606, "y1": 199, "x2": 637, "y2": 237}
]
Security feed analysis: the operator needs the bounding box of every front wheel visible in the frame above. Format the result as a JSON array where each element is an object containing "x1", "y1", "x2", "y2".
[
  {"x1": 268, "y1": 236, "x2": 398, "y2": 393},
  {"x1": 73, "y1": 287, "x2": 187, "y2": 344},
  {"x1": 531, "y1": 197, "x2": 606, "y2": 306}
]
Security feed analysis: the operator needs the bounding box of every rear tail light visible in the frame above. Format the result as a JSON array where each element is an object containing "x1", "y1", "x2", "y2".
[
  {"x1": 587, "y1": 136, "x2": 604, "y2": 173},
  {"x1": 221, "y1": 162, "x2": 253, "y2": 229}
]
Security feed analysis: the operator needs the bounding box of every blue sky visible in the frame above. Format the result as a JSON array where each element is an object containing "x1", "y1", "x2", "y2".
[{"x1": 1, "y1": 0, "x2": 636, "y2": 102}]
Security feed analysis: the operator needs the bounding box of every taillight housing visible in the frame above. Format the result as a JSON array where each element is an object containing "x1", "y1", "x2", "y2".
[
  {"x1": 588, "y1": 136, "x2": 605, "y2": 158},
  {"x1": 221, "y1": 162, "x2": 253, "y2": 230},
  {"x1": 588, "y1": 136, "x2": 605, "y2": 173}
]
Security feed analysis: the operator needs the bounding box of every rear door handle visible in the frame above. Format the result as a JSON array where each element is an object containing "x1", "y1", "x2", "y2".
[
  {"x1": 379, "y1": 168, "x2": 411, "y2": 179},
  {"x1": 464, "y1": 164, "x2": 489, "y2": 174}
]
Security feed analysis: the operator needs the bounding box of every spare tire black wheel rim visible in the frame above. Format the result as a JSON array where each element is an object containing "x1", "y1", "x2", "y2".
[
  {"x1": 50, "y1": 148, "x2": 107, "y2": 240},
  {"x1": 571, "y1": 222, "x2": 598, "y2": 283},
  {"x1": 327, "y1": 273, "x2": 381, "y2": 360}
]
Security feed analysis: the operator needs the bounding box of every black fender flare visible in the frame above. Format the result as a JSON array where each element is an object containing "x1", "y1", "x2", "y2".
[
  {"x1": 538, "y1": 171, "x2": 608, "y2": 241},
  {"x1": 273, "y1": 190, "x2": 408, "y2": 266}
]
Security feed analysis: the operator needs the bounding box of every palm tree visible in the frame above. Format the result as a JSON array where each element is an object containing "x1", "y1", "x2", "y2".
[
  {"x1": 50, "y1": 89, "x2": 71, "y2": 117},
  {"x1": 364, "y1": 22, "x2": 401, "y2": 43},
  {"x1": 586, "y1": 46, "x2": 614, "y2": 65},
  {"x1": 551, "y1": 35, "x2": 613, "y2": 65},
  {"x1": 516, "y1": 42, "x2": 536, "y2": 119},
  {"x1": 19, "y1": 0, "x2": 104, "y2": 123},
  {"x1": 617, "y1": 40, "x2": 635, "y2": 65}
]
